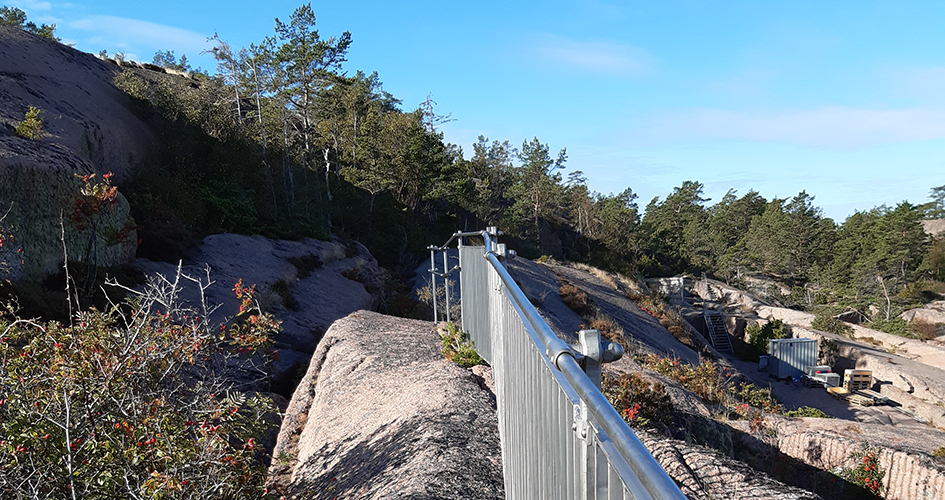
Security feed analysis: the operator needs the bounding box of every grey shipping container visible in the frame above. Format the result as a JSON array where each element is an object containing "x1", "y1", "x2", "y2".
[{"x1": 768, "y1": 338, "x2": 818, "y2": 379}]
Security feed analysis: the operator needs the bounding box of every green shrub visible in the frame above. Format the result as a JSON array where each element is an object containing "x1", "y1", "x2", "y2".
[
  {"x1": 0, "y1": 276, "x2": 280, "y2": 498},
  {"x1": 14, "y1": 106, "x2": 44, "y2": 140},
  {"x1": 812, "y1": 311, "x2": 854, "y2": 336},
  {"x1": 932, "y1": 447, "x2": 945, "y2": 458},
  {"x1": 602, "y1": 372, "x2": 673, "y2": 428},
  {"x1": 840, "y1": 447, "x2": 885, "y2": 498},
  {"x1": 643, "y1": 355, "x2": 783, "y2": 414},
  {"x1": 440, "y1": 322, "x2": 483, "y2": 368},
  {"x1": 785, "y1": 406, "x2": 831, "y2": 418},
  {"x1": 113, "y1": 70, "x2": 150, "y2": 103},
  {"x1": 746, "y1": 319, "x2": 787, "y2": 353},
  {"x1": 868, "y1": 317, "x2": 914, "y2": 338}
]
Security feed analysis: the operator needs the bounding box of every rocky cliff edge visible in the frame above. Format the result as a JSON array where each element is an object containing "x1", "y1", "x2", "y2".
[{"x1": 268, "y1": 310, "x2": 504, "y2": 499}]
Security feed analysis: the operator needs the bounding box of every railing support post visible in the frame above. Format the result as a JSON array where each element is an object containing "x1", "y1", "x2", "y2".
[
  {"x1": 443, "y1": 249, "x2": 451, "y2": 323},
  {"x1": 429, "y1": 247, "x2": 437, "y2": 322},
  {"x1": 574, "y1": 329, "x2": 625, "y2": 499}
]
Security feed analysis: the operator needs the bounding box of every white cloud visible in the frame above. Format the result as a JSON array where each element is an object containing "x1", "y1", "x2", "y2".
[
  {"x1": 640, "y1": 106, "x2": 945, "y2": 150},
  {"x1": 528, "y1": 33, "x2": 655, "y2": 77},
  {"x1": 68, "y1": 15, "x2": 209, "y2": 57},
  {"x1": 9, "y1": 0, "x2": 52, "y2": 11}
]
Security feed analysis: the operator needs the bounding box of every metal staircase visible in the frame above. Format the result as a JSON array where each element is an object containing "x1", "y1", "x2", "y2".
[
  {"x1": 703, "y1": 310, "x2": 732, "y2": 352},
  {"x1": 701, "y1": 274, "x2": 732, "y2": 353}
]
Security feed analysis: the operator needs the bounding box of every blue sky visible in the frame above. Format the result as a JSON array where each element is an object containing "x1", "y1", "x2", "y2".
[{"x1": 13, "y1": 0, "x2": 945, "y2": 221}]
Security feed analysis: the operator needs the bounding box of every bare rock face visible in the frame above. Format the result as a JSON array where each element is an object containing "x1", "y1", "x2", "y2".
[
  {"x1": 506, "y1": 258, "x2": 704, "y2": 365},
  {"x1": 0, "y1": 25, "x2": 156, "y2": 178},
  {"x1": 641, "y1": 431, "x2": 822, "y2": 500},
  {"x1": 269, "y1": 310, "x2": 503, "y2": 499},
  {"x1": 921, "y1": 219, "x2": 945, "y2": 238},
  {"x1": 764, "y1": 418, "x2": 945, "y2": 500},
  {"x1": 133, "y1": 233, "x2": 385, "y2": 396}
]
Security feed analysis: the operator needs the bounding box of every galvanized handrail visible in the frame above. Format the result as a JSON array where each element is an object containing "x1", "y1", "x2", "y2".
[{"x1": 435, "y1": 228, "x2": 686, "y2": 500}]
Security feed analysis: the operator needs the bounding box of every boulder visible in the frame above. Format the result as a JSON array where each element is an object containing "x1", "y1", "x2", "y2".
[
  {"x1": 901, "y1": 300, "x2": 945, "y2": 327},
  {"x1": 0, "y1": 136, "x2": 136, "y2": 281},
  {"x1": 268, "y1": 310, "x2": 503, "y2": 499},
  {"x1": 133, "y1": 233, "x2": 385, "y2": 396}
]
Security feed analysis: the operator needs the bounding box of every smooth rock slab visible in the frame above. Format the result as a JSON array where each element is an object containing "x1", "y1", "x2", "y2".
[{"x1": 269, "y1": 310, "x2": 503, "y2": 499}]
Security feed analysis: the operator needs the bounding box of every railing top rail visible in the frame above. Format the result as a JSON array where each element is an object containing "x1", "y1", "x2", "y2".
[{"x1": 426, "y1": 230, "x2": 491, "y2": 252}]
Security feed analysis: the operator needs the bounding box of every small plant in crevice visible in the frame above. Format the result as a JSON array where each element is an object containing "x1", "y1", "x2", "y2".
[
  {"x1": 626, "y1": 287, "x2": 693, "y2": 348},
  {"x1": 268, "y1": 279, "x2": 298, "y2": 311},
  {"x1": 14, "y1": 106, "x2": 45, "y2": 140},
  {"x1": 585, "y1": 314, "x2": 629, "y2": 351},
  {"x1": 286, "y1": 254, "x2": 322, "y2": 279},
  {"x1": 840, "y1": 447, "x2": 885, "y2": 498},
  {"x1": 559, "y1": 280, "x2": 593, "y2": 317},
  {"x1": 439, "y1": 322, "x2": 483, "y2": 368},
  {"x1": 657, "y1": 312, "x2": 693, "y2": 349},
  {"x1": 341, "y1": 267, "x2": 362, "y2": 282},
  {"x1": 557, "y1": 277, "x2": 631, "y2": 350}
]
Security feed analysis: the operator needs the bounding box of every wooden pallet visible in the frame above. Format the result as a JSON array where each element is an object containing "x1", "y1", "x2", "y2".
[
  {"x1": 843, "y1": 370, "x2": 871, "y2": 391},
  {"x1": 827, "y1": 387, "x2": 879, "y2": 406},
  {"x1": 848, "y1": 394, "x2": 875, "y2": 406}
]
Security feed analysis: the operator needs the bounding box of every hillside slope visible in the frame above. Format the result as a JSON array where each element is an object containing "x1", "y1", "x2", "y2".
[{"x1": 0, "y1": 25, "x2": 157, "y2": 177}]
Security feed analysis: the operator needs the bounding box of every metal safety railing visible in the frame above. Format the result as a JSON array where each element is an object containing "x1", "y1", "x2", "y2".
[{"x1": 431, "y1": 227, "x2": 686, "y2": 500}]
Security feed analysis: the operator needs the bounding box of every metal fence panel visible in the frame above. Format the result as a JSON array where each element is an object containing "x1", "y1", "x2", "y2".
[
  {"x1": 440, "y1": 232, "x2": 685, "y2": 500},
  {"x1": 460, "y1": 244, "x2": 492, "y2": 364}
]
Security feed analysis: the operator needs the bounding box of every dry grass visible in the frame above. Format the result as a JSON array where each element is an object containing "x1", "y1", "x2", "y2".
[
  {"x1": 559, "y1": 281, "x2": 594, "y2": 317},
  {"x1": 570, "y1": 262, "x2": 594, "y2": 273},
  {"x1": 587, "y1": 314, "x2": 628, "y2": 349},
  {"x1": 589, "y1": 268, "x2": 619, "y2": 290},
  {"x1": 913, "y1": 320, "x2": 942, "y2": 341},
  {"x1": 858, "y1": 336, "x2": 884, "y2": 348},
  {"x1": 660, "y1": 314, "x2": 694, "y2": 349},
  {"x1": 558, "y1": 277, "x2": 629, "y2": 350}
]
